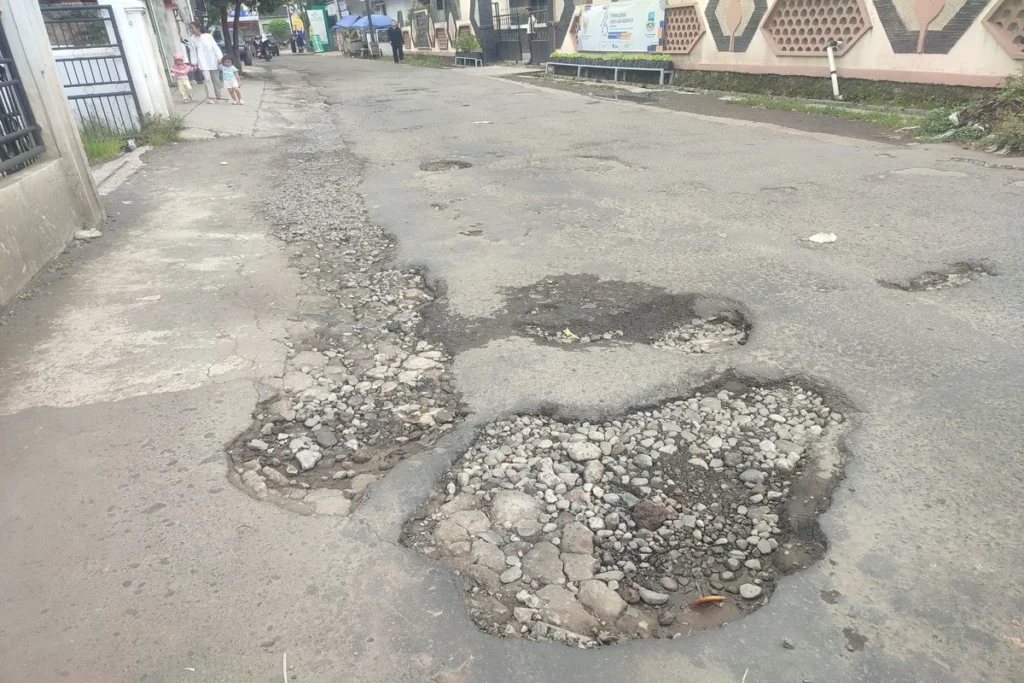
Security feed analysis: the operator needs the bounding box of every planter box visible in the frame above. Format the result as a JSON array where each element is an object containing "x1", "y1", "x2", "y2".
[
  {"x1": 553, "y1": 56, "x2": 674, "y2": 71},
  {"x1": 455, "y1": 50, "x2": 484, "y2": 61}
]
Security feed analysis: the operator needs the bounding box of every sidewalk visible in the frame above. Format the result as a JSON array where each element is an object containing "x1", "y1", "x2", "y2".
[{"x1": 176, "y1": 66, "x2": 267, "y2": 138}]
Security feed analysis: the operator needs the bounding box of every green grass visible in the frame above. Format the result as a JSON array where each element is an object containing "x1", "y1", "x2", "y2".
[
  {"x1": 79, "y1": 114, "x2": 184, "y2": 163},
  {"x1": 550, "y1": 51, "x2": 673, "y2": 62},
  {"x1": 729, "y1": 94, "x2": 921, "y2": 129},
  {"x1": 80, "y1": 123, "x2": 125, "y2": 163},
  {"x1": 402, "y1": 54, "x2": 453, "y2": 68},
  {"x1": 671, "y1": 70, "x2": 991, "y2": 109}
]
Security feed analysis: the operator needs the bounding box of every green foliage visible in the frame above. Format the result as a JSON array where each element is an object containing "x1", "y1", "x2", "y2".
[
  {"x1": 266, "y1": 18, "x2": 291, "y2": 41},
  {"x1": 78, "y1": 115, "x2": 183, "y2": 163},
  {"x1": 551, "y1": 51, "x2": 673, "y2": 62},
  {"x1": 670, "y1": 70, "x2": 991, "y2": 109},
  {"x1": 732, "y1": 95, "x2": 919, "y2": 129},
  {"x1": 79, "y1": 121, "x2": 124, "y2": 163},
  {"x1": 454, "y1": 33, "x2": 481, "y2": 52},
  {"x1": 136, "y1": 115, "x2": 184, "y2": 148},
  {"x1": 917, "y1": 108, "x2": 955, "y2": 136}
]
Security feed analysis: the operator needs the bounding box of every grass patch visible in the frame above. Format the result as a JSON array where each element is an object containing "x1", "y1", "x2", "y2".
[
  {"x1": 672, "y1": 69, "x2": 991, "y2": 109},
  {"x1": 402, "y1": 54, "x2": 453, "y2": 68},
  {"x1": 80, "y1": 122, "x2": 125, "y2": 163},
  {"x1": 79, "y1": 114, "x2": 184, "y2": 164},
  {"x1": 550, "y1": 51, "x2": 673, "y2": 62},
  {"x1": 137, "y1": 114, "x2": 184, "y2": 147},
  {"x1": 729, "y1": 94, "x2": 921, "y2": 129}
]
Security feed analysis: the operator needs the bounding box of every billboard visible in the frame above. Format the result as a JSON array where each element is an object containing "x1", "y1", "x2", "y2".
[{"x1": 577, "y1": 0, "x2": 663, "y2": 53}]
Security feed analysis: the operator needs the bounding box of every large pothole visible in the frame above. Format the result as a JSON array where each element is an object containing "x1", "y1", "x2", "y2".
[
  {"x1": 403, "y1": 381, "x2": 848, "y2": 646},
  {"x1": 420, "y1": 159, "x2": 473, "y2": 172},
  {"x1": 422, "y1": 274, "x2": 751, "y2": 354},
  {"x1": 880, "y1": 261, "x2": 995, "y2": 291}
]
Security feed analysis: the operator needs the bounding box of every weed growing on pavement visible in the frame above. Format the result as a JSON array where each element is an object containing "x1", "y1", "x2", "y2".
[
  {"x1": 79, "y1": 121, "x2": 125, "y2": 163},
  {"x1": 729, "y1": 94, "x2": 919, "y2": 129},
  {"x1": 402, "y1": 54, "x2": 453, "y2": 68},
  {"x1": 136, "y1": 115, "x2": 185, "y2": 147}
]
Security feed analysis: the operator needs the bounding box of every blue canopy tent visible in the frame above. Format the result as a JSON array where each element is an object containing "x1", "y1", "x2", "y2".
[
  {"x1": 332, "y1": 14, "x2": 394, "y2": 29},
  {"x1": 332, "y1": 14, "x2": 395, "y2": 58}
]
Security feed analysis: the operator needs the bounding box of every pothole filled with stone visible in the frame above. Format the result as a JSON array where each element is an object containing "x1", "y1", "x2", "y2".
[
  {"x1": 881, "y1": 261, "x2": 995, "y2": 291},
  {"x1": 652, "y1": 317, "x2": 748, "y2": 354},
  {"x1": 420, "y1": 160, "x2": 473, "y2": 172},
  {"x1": 403, "y1": 383, "x2": 847, "y2": 646},
  {"x1": 226, "y1": 95, "x2": 462, "y2": 516}
]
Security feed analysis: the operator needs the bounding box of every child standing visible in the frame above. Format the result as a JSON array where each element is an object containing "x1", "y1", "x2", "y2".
[
  {"x1": 220, "y1": 56, "x2": 243, "y2": 105},
  {"x1": 170, "y1": 53, "x2": 194, "y2": 102}
]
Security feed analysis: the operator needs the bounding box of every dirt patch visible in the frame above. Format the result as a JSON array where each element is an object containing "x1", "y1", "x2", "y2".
[
  {"x1": 880, "y1": 261, "x2": 996, "y2": 291},
  {"x1": 402, "y1": 381, "x2": 849, "y2": 647},
  {"x1": 420, "y1": 160, "x2": 473, "y2": 172},
  {"x1": 422, "y1": 274, "x2": 751, "y2": 354}
]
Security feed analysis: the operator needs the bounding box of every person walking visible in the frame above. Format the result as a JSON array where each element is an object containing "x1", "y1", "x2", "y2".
[
  {"x1": 525, "y1": 8, "x2": 538, "y2": 64},
  {"x1": 169, "y1": 54, "x2": 195, "y2": 102},
  {"x1": 387, "y1": 20, "x2": 404, "y2": 63},
  {"x1": 187, "y1": 22, "x2": 223, "y2": 103},
  {"x1": 220, "y1": 55, "x2": 243, "y2": 105}
]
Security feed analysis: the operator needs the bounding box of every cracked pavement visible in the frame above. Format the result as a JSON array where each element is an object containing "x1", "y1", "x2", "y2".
[{"x1": 1, "y1": 57, "x2": 1023, "y2": 682}]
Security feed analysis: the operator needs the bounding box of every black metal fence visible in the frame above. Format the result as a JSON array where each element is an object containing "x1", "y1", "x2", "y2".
[
  {"x1": 492, "y1": 6, "x2": 553, "y2": 63},
  {"x1": 0, "y1": 17, "x2": 45, "y2": 177},
  {"x1": 40, "y1": 5, "x2": 142, "y2": 136}
]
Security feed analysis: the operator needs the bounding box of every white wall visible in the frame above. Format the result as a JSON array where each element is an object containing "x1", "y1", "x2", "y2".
[{"x1": 110, "y1": 0, "x2": 174, "y2": 119}]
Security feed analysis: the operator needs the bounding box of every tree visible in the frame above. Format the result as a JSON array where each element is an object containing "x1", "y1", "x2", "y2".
[
  {"x1": 267, "y1": 18, "x2": 291, "y2": 42},
  {"x1": 204, "y1": 0, "x2": 284, "y2": 70}
]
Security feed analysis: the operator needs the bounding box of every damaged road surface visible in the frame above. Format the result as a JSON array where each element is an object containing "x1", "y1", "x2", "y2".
[{"x1": 1, "y1": 60, "x2": 1023, "y2": 683}]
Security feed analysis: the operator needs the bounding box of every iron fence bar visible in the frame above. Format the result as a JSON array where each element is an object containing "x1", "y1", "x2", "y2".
[
  {"x1": 0, "y1": 125, "x2": 40, "y2": 147},
  {"x1": 0, "y1": 14, "x2": 45, "y2": 176},
  {"x1": 0, "y1": 145, "x2": 46, "y2": 175}
]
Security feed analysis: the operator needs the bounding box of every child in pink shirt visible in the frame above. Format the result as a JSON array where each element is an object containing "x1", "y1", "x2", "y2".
[{"x1": 170, "y1": 54, "x2": 194, "y2": 102}]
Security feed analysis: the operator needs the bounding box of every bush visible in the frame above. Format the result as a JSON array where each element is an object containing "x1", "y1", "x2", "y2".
[
  {"x1": 266, "y1": 18, "x2": 291, "y2": 42},
  {"x1": 454, "y1": 33, "x2": 481, "y2": 53},
  {"x1": 77, "y1": 114, "x2": 183, "y2": 163},
  {"x1": 79, "y1": 121, "x2": 124, "y2": 163}
]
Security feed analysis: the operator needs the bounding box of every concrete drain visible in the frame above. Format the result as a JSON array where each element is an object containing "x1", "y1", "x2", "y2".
[
  {"x1": 403, "y1": 381, "x2": 848, "y2": 646},
  {"x1": 420, "y1": 160, "x2": 472, "y2": 172},
  {"x1": 881, "y1": 261, "x2": 995, "y2": 291}
]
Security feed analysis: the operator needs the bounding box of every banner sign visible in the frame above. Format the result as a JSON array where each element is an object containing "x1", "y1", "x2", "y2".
[{"x1": 577, "y1": 0, "x2": 663, "y2": 53}]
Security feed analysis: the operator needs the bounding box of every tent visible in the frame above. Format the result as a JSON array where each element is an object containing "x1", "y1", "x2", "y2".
[{"x1": 332, "y1": 14, "x2": 393, "y2": 29}]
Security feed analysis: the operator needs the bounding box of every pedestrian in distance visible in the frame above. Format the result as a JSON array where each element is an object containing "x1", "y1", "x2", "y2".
[
  {"x1": 170, "y1": 53, "x2": 195, "y2": 102},
  {"x1": 220, "y1": 55, "x2": 243, "y2": 105},
  {"x1": 187, "y1": 22, "x2": 224, "y2": 103},
  {"x1": 525, "y1": 8, "x2": 537, "y2": 64},
  {"x1": 387, "y1": 20, "x2": 404, "y2": 64}
]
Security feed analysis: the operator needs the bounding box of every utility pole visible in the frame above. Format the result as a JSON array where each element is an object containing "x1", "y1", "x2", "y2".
[{"x1": 363, "y1": 0, "x2": 375, "y2": 52}]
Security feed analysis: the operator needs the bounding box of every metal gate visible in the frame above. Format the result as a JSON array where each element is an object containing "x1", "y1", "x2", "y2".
[
  {"x1": 1, "y1": 15, "x2": 45, "y2": 177},
  {"x1": 40, "y1": 4, "x2": 142, "y2": 135},
  {"x1": 492, "y1": 4, "x2": 553, "y2": 64}
]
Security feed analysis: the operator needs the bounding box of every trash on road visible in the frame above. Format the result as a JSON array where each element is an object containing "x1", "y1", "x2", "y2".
[{"x1": 808, "y1": 232, "x2": 837, "y2": 243}]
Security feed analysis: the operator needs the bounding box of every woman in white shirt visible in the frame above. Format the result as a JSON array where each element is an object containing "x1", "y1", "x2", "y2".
[{"x1": 187, "y1": 22, "x2": 224, "y2": 103}]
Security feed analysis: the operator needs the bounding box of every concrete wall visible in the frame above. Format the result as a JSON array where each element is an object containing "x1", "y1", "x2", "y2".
[
  {"x1": 559, "y1": 0, "x2": 1021, "y2": 87},
  {"x1": 0, "y1": 0, "x2": 103, "y2": 307}
]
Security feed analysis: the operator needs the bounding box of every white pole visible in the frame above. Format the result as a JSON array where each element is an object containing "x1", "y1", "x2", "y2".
[{"x1": 826, "y1": 38, "x2": 843, "y2": 100}]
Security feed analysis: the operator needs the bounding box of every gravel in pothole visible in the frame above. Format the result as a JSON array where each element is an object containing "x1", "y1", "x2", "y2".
[
  {"x1": 881, "y1": 261, "x2": 995, "y2": 291},
  {"x1": 226, "y1": 90, "x2": 461, "y2": 516},
  {"x1": 403, "y1": 384, "x2": 845, "y2": 646}
]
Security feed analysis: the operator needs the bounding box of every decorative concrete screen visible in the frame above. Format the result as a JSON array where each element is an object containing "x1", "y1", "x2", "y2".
[
  {"x1": 663, "y1": 4, "x2": 706, "y2": 53},
  {"x1": 761, "y1": 0, "x2": 872, "y2": 55},
  {"x1": 985, "y1": 0, "x2": 1024, "y2": 57},
  {"x1": 436, "y1": 26, "x2": 448, "y2": 49}
]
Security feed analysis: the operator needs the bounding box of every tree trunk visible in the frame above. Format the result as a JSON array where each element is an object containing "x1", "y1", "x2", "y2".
[
  {"x1": 219, "y1": 6, "x2": 232, "y2": 65},
  {"x1": 232, "y1": 0, "x2": 243, "y2": 71}
]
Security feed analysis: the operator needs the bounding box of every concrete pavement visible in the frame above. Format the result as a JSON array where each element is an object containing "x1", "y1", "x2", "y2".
[{"x1": 1, "y1": 55, "x2": 1023, "y2": 683}]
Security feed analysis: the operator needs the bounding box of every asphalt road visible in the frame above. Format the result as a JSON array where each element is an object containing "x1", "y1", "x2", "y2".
[{"x1": 1, "y1": 56, "x2": 1022, "y2": 683}]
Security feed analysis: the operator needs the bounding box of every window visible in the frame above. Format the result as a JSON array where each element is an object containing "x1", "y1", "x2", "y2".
[{"x1": 0, "y1": 19, "x2": 45, "y2": 177}]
